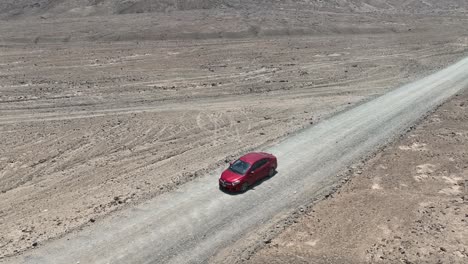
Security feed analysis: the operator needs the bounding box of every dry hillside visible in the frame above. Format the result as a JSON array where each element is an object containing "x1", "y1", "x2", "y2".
[{"x1": 0, "y1": 0, "x2": 467, "y2": 19}]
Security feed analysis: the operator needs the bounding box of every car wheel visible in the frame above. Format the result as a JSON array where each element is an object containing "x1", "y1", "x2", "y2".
[
  {"x1": 268, "y1": 167, "x2": 275, "y2": 177},
  {"x1": 240, "y1": 183, "x2": 249, "y2": 192}
]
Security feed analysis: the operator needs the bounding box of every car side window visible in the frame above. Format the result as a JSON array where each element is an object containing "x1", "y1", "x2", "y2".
[
  {"x1": 253, "y1": 159, "x2": 267, "y2": 171},
  {"x1": 251, "y1": 161, "x2": 261, "y2": 171}
]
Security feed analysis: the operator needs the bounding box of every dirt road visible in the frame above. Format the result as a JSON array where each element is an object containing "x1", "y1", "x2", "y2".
[
  {"x1": 246, "y1": 76, "x2": 468, "y2": 264},
  {"x1": 6, "y1": 56, "x2": 468, "y2": 264}
]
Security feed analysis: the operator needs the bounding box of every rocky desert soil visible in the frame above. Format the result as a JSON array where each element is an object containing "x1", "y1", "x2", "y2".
[
  {"x1": 0, "y1": 0, "x2": 468, "y2": 260},
  {"x1": 245, "y1": 89, "x2": 468, "y2": 263}
]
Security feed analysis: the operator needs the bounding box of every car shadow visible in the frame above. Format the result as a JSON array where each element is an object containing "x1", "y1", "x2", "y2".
[{"x1": 220, "y1": 170, "x2": 278, "y2": 196}]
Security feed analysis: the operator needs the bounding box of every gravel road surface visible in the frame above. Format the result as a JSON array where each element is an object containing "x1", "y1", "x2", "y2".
[{"x1": 8, "y1": 57, "x2": 468, "y2": 264}]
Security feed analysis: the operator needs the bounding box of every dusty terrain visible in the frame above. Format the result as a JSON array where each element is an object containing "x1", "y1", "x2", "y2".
[
  {"x1": 246, "y1": 89, "x2": 468, "y2": 263},
  {"x1": 1, "y1": 0, "x2": 468, "y2": 260},
  {"x1": 7, "y1": 42, "x2": 468, "y2": 264}
]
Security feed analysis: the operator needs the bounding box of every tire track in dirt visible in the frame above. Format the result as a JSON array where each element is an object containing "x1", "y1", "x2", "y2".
[
  {"x1": 8, "y1": 55, "x2": 468, "y2": 264},
  {"x1": 1, "y1": 25, "x2": 467, "y2": 258}
]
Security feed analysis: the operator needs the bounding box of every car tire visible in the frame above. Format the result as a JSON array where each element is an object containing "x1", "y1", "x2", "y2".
[
  {"x1": 268, "y1": 167, "x2": 275, "y2": 177},
  {"x1": 240, "y1": 183, "x2": 249, "y2": 192}
]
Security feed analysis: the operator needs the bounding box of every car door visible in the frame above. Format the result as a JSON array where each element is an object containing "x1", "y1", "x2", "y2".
[
  {"x1": 249, "y1": 161, "x2": 263, "y2": 183},
  {"x1": 256, "y1": 159, "x2": 269, "y2": 180}
]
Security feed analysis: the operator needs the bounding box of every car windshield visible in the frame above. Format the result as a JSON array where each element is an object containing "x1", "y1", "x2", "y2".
[{"x1": 229, "y1": 160, "x2": 251, "y2": 175}]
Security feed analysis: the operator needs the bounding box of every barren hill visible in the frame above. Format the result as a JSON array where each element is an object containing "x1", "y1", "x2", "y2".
[
  {"x1": 1, "y1": 0, "x2": 467, "y2": 43},
  {"x1": 1, "y1": 0, "x2": 467, "y2": 19}
]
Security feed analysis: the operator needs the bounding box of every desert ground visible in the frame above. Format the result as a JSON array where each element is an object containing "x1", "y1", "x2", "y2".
[
  {"x1": 245, "y1": 87, "x2": 468, "y2": 264},
  {"x1": 1, "y1": 0, "x2": 468, "y2": 261}
]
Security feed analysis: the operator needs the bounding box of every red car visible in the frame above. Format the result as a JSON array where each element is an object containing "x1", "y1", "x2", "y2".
[{"x1": 219, "y1": 152, "x2": 277, "y2": 192}]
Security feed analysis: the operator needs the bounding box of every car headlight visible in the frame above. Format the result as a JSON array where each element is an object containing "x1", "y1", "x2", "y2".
[{"x1": 232, "y1": 180, "x2": 241, "y2": 186}]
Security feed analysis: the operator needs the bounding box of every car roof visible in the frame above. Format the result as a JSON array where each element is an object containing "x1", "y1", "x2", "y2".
[{"x1": 239, "y1": 152, "x2": 269, "y2": 164}]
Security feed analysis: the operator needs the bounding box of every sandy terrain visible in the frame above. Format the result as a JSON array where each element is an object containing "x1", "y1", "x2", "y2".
[
  {"x1": 246, "y1": 87, "x2": 468, "y2": 263},
  {"x1": 1, "y1": 0, "x2": 468, "y2": 260},
  {"x1": 8, "y1": 53, "x2": 468, "y2": 264}
]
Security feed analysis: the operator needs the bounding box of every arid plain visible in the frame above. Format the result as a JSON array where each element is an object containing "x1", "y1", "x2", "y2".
[{"x1": 1, "y1": 0, "x2": 467, "y2": 261}]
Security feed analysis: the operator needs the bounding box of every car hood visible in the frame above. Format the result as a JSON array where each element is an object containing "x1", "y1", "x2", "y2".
[{"x1": 220, "y1": 169, "x2": 243, "y2": 182}]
